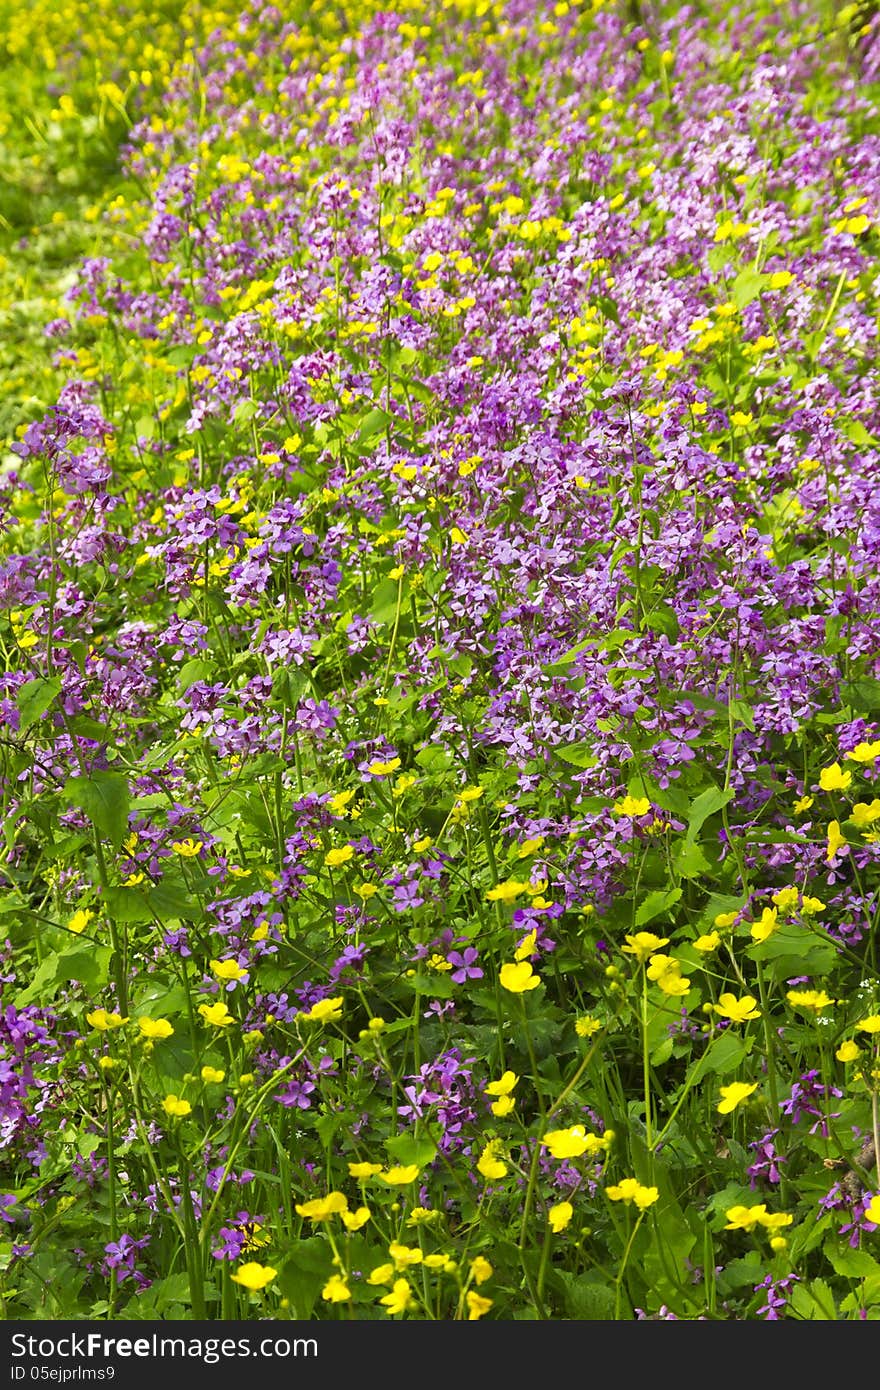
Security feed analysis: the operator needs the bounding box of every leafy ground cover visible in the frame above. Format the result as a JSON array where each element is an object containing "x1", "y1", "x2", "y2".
[{"x1": 3, "y1": 0, "x2": 880, "y2": 1322}]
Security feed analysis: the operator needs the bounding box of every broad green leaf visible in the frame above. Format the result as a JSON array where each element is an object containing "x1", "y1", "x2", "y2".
[
  {"x1": 17, "y1": 676, "x2": 61, "y2": 730},
  {"x1": 556, "y1": 742, "x2": 598, "y2": 768},
  {"x1": 278, "y1": 1238, "x2": 334, "y2": 1317},
  {"x1": 64, "y1": 772, "x2": 130, "y2": 849},
  {"x1": 635, "y1": 886, "x2": 682, "y2": 927},
  {"x1": 385, "y1": 1129, "x2": 438, "y2": 1168},
  {"x1": 686, "y1": 786, "x2": 734, "y2": 841}
]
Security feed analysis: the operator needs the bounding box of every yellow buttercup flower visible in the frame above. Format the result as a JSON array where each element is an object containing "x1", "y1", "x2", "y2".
[
  {"x1": 819, "y1": 763, "x2": 852, "y2": 792},
  {"x1": 198, "y1": 1001, "x2": 235, "y2": 1028},
  {"x1": 86, "y1": 1009, "x2": 127, "y2": 1032},
  {"x1": 477, "y1": 1141, "x2": 508, "y2": 1180},
  {"x1": 230, "y1": 1261, "x2": 276, "y2": 1291},
  {"x1": 322, "y1": 1274, "x2": 351, "y2": 1302},
  {"x1": 295, "y1": 1192, "x2": 348, "y2": 1221},
  {"x1": 138, "y1": 1017, "x2": 174, "y2": 1040},
  {"x1": 161, "y1": 1094, "x2": 191, "y2": 1118},
  {"x1": 499, "y1": 961, "x2": 540, "y2": 992},
  {"x1": 171, "y1": 838, "x2": 203, "y2": 857},
  {"x1": 548, "y1": 1200, "x2": 574, "y2": 1233},
  {"x1": 717, "y1": 1081, "x2": 758, "y2": 1114},
  {"x1": 713, "y1": 993, "x2": 761, "y2": 1023},
  {"x1": 622, "y1": 932, "x2": 669, "y2": 964},
  {"x1": 606, "y1": 1178, "x2": 659, "y2": 1210},
  {"x1": 300, "y1": 997, "x2": 343, "y2": 1024}
]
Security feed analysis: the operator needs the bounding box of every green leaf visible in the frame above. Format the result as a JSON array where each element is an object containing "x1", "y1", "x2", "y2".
[
  {"x1": 15, "y1": 944, "x2": 112, "y2": 1007},
  {"x1": 232, "y1": 399, "x2": 258, "y2": 425},
  {"x1": 556, "y1": 742, "x2": 598, "y2": 769},
  {"x1": 278, "y1": 1238, "x2": 334, "y2": 1317},
  {"x1": 686, "y1": 786, "x2": 734, "y2": 841},
  {"x1": 562, "y1": 1273, "x2": 616, "y2": 1320},
  {"x1": 687, "y1": 1030, "x2": 748, "y2": 1086},
  {"x1": 64, "y1": 772, "x2": 130, "y2": 849},
  {"x1": 790, "y1": 1278, "x2": 836, "y2": 1320},
  {"x1": 674, "y1": 839, "x2": 711, "y2": 879},
  {"x1": 822, "y1": 1238, "x2": 880, "y2": 1280},
  {"x1": 352, "y1": 407, "x2": 391, "y2": 449},
  {"x1": 176, "y1": 658, "x2": 214, "y2": 691},
  {"x1": 635, "y1": 886, "x2": 682, "y2": 927},
  {"x1": 385, "y1": 1129, "x2": 438, "y2": 1168},
  {"x1": 730, "y1": 267, "x2": 771, "y2": 309},
  {"x1": 17, "y1": 676, "x2": 61, "y2": 730}
]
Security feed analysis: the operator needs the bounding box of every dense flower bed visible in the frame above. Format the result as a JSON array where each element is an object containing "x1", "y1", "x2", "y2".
[{"x1": 2, "y1": 0, "x2": 880, "y2": 1320}]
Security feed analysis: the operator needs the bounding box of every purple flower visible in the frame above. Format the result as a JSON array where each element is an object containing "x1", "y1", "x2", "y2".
[{"x1": 446, "y1": 947, "x2": 483, "y2": 984}]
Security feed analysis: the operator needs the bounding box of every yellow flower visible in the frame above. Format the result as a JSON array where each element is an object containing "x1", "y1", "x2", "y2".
[
  {"x1": 210, "y1": 958, "x2": 247, "y2": 982},
  {"x1": 368, "y1": 758, "x2": 401, "y2": 776},
  {"x1": 786, "y1": 989, "x2": 834, "y2": 1013},
  {"x1": 378, "y1": 1165, "x2": 420, "y2": 1185},
  {"x1": 750, "y1": 907, "x2": 778, "y2": 943},
  {"x1": 819, "y1": 763, "x2": 852, "y2": 792},
  {"x1": 489, "y1": 1093, "x2": 516, "y2": 1117},
  {"x1": 322, "y1": 1274, "x2": 351, "y2": 1302},
  {"x1": 230, "y1": 1261, "x2": 276, "y2": 1291},
  {"x1": 793, "y1": 795, "x2": 813, "y2": 814},
  {"x1": 348, "y1": 1161, "x2": 384, "y2": 1179},
  {"x1": 864, "y1": 1195, "x2": 880, "y2": 1226},
  {"x1": 161, "y1": 1094, "x2": 191, "y2": 1118},
  {"x1": 201, "y1": 1066, "x2": 226, "y2": 1083},
  {"x1": 514, "y1": 929, "x2": 538, "y2": 961},
  {"x1": 341, "y1": 1206, "x2": 371, "y2": 1232},
  {"x1": 826, "y1": 820, "x2": 847, "y2": 863},
  {"x1": 300, "y1": 997, "x2": 343, "y2": 1024},
  {"x1": 760, "y1": 1211, "x2": 794, "y2": 1232},
  {"x1": 851, "y1": 800, "x2": 880, "y2": 828},
  {"x1": 645, "y1": 954, "x2": 691, "y2": 996},
  {"x1": 836, "y1": 1040, "x2": 861, "y2": 1062},
  {"x1": 613, "y1": 795, "x2": 651, "y2": 816},
  {"x1": 575, "y1": 1014, "x2": 602, "y2": 1037},
  {"x1": 388, "y1": 1242, "x2": 423, "y2": 1270},
  {"x1": 367, "y1": 1263, "x2": 394, "y2": 1285},
  {"x1": 499, "y1": 961, "x2": 540, "y2": 992},
  {"x1": 717, "y1": 1081, "x2": 758, "y2": 1114},
  {"x1": 771, "y1": 886, "x2": 799, "y2": 914},
  {"x1": 606, "y1": 1178, "x2": 659, "y2": 1210},
  {"x1": 548, "y1": 1200, "x2": 574, "y2": 1233},
  {"x1": 694, "y1": 931, "x2": 721, "y2": 953},
  {"x1": 85, "y1": 1009, "x2": 127, "y2": 1032},
  {"x1": 487, "y1": 878, "x2": 530, "y2": 903},
  {"x1": 801, "y1": 895, "x2": 826, "y2": 915},
  {"x1": 724, "y1": 1203, "x2": 767, "y2": 1231},
  {"x1": 725, "y1": 1204, "x2": 792, "y2": 1233},
  {"x1": 477, "y1": 1140, "x2": 508, "y2": 1180},
  {"x1": 198, "y1": 1001, "x2": 235, "y2": 1028},
  {"x1": 469, "y1": 1255, "x2": 493, "y2": 1285},
  {"x1": 466, "y1": 1291, "x2": 493, "y2": 1319},
  {"x1": 68, "y1": 909, "x2": 94, "y2": 935},
  {"x1": 485, "y1": 1070, "x2": 519, "y2": 1098},
  {"x1": 138, "y1": 1017, "x2": 174, "y2": 1040},
  {"x1": 713, "y1": 993, "x2": 761, "y2": 1023},
  {"x1": 541, "y1": 1125, "x2": 590, "y2": 1160},
  {"x1": 380, "y1": 1278, "x2": 413, "y2": 1315},
  {"x1": 324, "y1": 845, "x2": 354, "y2": 868},
  {"x1": 295, "y1": 1192, "x2": 348, "y2": 1221},
  {"x1": 622, "y1": 932, "x2": 669, "y2": 964},
  {"x1": 858, "y1": 1015, "x2": 880, "y2": 1034},
  {"x1": 847, "y1": 740, "x2": 880, "y2": 763},
  {"x1": 714, "y1": 911, "x2": 739, "y2": 929},
  {"x1": 170, "y1": 838, "x2": 203, "y2": 857}
]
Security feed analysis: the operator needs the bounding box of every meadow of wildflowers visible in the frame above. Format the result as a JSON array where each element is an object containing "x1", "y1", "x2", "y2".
[{"x1": 2, "y1": 0, "x2": 880, "y2": 1322}]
